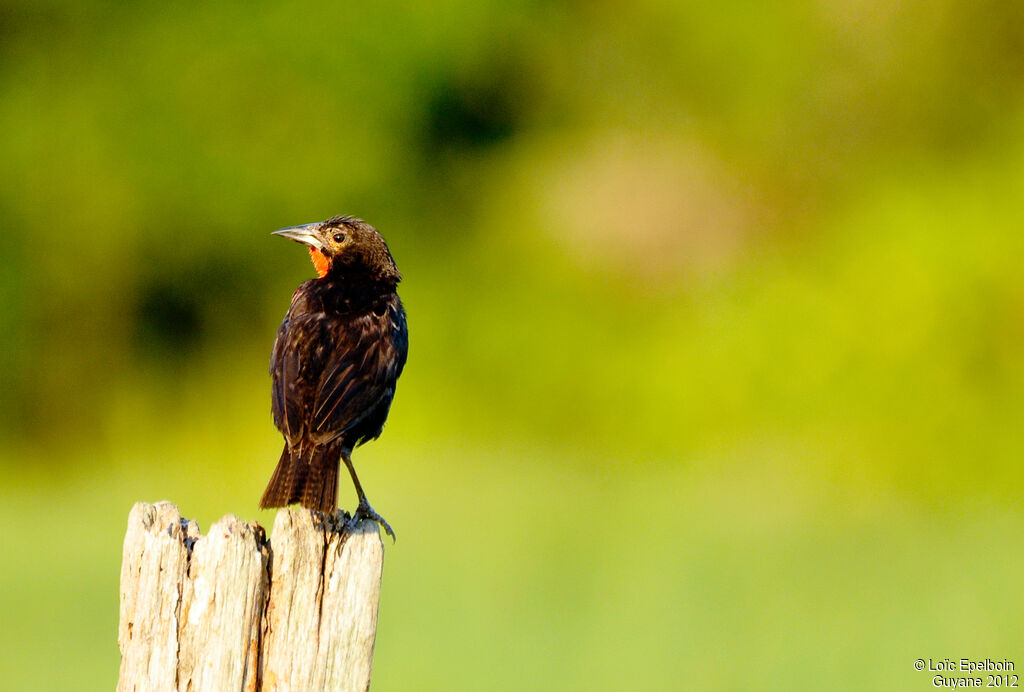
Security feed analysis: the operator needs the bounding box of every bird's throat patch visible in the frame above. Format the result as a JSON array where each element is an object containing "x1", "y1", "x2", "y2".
[{"x1": 309, "y1": 247, "x2": 330, "y2": 278}]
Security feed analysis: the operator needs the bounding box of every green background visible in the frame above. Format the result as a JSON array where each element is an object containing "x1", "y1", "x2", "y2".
[{"x1": 2, "y1": 1, "x2": 1023, "y2": 689}]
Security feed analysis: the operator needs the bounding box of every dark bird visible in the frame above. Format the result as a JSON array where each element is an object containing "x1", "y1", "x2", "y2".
[{"x1": 260, "y1": 215, "x2": 408, "y2": 539}]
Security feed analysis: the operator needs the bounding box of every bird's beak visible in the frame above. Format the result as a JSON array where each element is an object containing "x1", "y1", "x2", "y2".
[{"x1": 272, "y1": 223, "x2": 324, "y2": 250}]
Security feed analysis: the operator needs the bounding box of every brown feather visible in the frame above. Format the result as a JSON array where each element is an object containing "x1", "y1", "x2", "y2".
[{"x1": 263, "y1": 217, "x2": 408, "y2": 515}]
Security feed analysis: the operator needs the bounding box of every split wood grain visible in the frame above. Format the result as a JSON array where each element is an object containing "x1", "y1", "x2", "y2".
[{"x1": 117, "y1": 501, "x2": 383, "y2": 692}]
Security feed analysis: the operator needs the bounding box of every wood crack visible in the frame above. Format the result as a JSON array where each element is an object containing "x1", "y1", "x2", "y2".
[{"x1": 117, "y1": 501, "x2": 383, "y2": 692}]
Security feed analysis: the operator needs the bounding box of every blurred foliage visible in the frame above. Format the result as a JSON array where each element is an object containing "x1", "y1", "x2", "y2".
[{"x1": 1, "y1": 0, "x2": 1023, "y2": 689}]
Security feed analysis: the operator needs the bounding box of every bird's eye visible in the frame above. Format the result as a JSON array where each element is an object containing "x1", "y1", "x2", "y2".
[{"x1": 332, "y1": 232, "x2": 346, "y2": 243}]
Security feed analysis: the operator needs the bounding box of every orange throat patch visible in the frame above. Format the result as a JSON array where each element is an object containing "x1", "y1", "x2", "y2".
[{"x1": 309, "y1": 247, "x2": 330, "y2": 278}]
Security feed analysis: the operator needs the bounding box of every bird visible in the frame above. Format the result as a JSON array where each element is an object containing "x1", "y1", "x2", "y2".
[{"x1": 260, "y1": 215, "x2": 408, "y2": 539}]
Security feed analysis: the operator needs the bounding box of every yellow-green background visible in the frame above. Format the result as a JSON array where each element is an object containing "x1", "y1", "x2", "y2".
[{"x1": 2, "y1": 1, "x2": 1023, "y2": 689}]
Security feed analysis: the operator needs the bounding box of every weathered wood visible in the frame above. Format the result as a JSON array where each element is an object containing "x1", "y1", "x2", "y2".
[
  {"x1": 117, "y1": 501, "x2": 384, "y2": 692},
  {"x1": 177, "y1": 514, "x2": 269, "y2": 691},
  {"x1": 261, "y1": 510, "x2": 384, "y2": 691},
  {"x1": 118, "y1": 502, "x2": 200, "y2": 692}
]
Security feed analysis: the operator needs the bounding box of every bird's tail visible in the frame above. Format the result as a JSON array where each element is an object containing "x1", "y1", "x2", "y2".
[{"x1": 259, "y1": 444, "x2": 339, "y2": 514}]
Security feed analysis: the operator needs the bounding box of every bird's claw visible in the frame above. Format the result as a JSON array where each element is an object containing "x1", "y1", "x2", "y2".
[{"x1": 351, "y1": 500, "x2": 396, "y2": 542}]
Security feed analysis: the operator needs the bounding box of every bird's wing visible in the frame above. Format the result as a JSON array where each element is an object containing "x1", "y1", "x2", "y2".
[
  {"x1": 270, "y1": 310, "x2": 333, "y2": 445},
  {"x1": 311, "y1": 300, "x2": 408, "y2": 441}
]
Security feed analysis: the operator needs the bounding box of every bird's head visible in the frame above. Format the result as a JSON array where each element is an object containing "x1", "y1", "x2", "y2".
[{"x1": 273, "y1": 216, "x2": 401, "y2": 284}]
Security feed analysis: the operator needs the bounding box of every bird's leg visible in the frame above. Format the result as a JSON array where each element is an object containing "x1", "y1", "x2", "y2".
[{"x1": 342, "y1": 450, "x2": 396, "y2": 541}]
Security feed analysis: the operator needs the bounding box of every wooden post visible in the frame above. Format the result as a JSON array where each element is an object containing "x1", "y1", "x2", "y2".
[{"x1": 117, "y1": 501, "x2": 384, "y2": 692}]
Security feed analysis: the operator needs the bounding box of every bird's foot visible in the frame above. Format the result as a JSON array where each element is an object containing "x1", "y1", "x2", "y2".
[{"x1": 350, "y1": 499, "x2": 396, "y2": 542}]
